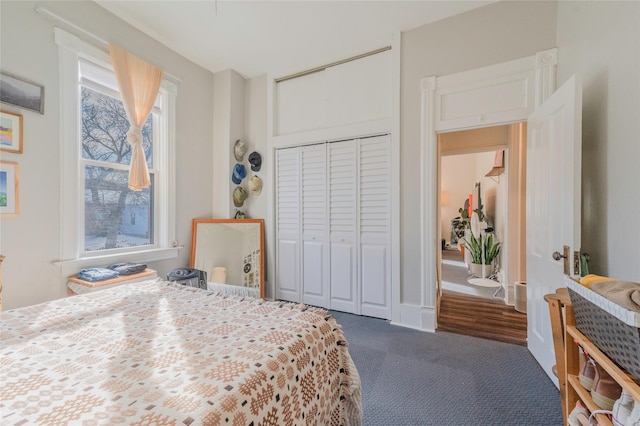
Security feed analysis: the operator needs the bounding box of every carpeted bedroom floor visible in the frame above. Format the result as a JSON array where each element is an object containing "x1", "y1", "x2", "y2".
[{"x1": 331, "y1": 311, "x2": 563, "y2": 425}]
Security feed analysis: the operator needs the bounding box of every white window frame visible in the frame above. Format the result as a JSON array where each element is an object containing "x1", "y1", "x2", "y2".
[{"x1": 54, "y1": 28, "x2": 178, "y2": 276}]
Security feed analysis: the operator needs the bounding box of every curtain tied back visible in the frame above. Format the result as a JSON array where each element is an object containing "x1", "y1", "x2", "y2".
[{"x1": 108, "y1": 44, "x2": 164, "y2": 191}]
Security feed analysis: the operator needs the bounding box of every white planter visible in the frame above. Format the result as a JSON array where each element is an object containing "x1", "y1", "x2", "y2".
[
  {"x1": 469, "y1": 262, "x2": 488, "y2": 278},
  {"x1": 514, "y1": 281, "x2": 527, "y2": 313}
]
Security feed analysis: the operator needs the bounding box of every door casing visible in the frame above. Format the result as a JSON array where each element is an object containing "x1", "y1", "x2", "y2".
[{"x1": 419, "y1": 48, "x2": 558, "y2": 332}]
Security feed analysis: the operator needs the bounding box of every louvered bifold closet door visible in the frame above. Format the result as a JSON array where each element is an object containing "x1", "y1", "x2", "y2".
[
  {"x1": 301, "y1": 144, "x2": 329, "y2": 308},
  {"x1": 359, "y1": 135, "x2": 391, "y2": 319},
  {"x1": 275, "y1": 147, "x2": 302, "y2": 302},
  {"x1": 328, "y1": 140, "x2": 359, "y2": 314}
]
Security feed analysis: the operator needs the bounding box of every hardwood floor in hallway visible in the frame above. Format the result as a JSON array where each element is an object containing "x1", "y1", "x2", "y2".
[{"x1": 437, "y1": 291, "x2": 528, "y2": 346}]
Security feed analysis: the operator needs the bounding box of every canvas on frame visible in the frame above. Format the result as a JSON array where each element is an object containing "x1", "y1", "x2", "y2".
[
  {"x1": 0, "y1": 110, "x2": 23, "y2": 154},
  {"x1": 0, "y1": 71, "x2": 45, "y2": 114},
  {"x1": 0, "y1": 162, "x2": 19, "y2": 216}
]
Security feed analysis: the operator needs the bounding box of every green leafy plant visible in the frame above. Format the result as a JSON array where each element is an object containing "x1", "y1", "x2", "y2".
[
  {"x1": 455, "y1": 193, "x2": 485, "y2": 239},
  {"x1": 461, "y1": 230, "x2": 501, "y2": 265}
]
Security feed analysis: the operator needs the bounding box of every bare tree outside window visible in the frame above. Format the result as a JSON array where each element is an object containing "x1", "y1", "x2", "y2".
[{"x1": 81, "y1": 87, "x2": 154, "y2": 251}]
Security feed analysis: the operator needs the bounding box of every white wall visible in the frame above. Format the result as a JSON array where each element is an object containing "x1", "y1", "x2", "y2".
[
  {"x1": 0, "y1": 1, "x2": 214, "y2": 310},
  {"x1": 243, "y1": 75, "x2": 268, "y2": 223},
  {"x1": 244, "y1": 75, "x2": 270, "y2": 294},
  {"x1": 401, "y1": 0, "x2": 558, "y2": 305},
  {"x1": 440, "y1": 154, "x2": 477, "y2": 244},
  {"x1": 556, "y1": 1, "x2": 640, "y2": 281},
  {"x1": 212, "y1": 69, "x2": 246, "y2": 219},
  {"x1": 441, "y1": 151, "x2": 499, "y2": 244},
  {"x1": 476, "y1": 152, "x2": 499, "y2": 230}
]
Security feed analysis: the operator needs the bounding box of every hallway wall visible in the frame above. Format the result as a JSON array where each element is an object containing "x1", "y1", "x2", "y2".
[
  {"x1": 556, "y1": 1, "x2": 640, "y2": 280},
  {"x1": 401, "y1": 1, "x2": 558, "y2": 305}
]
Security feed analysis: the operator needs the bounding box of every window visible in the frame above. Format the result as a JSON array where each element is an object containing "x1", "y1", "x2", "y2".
[
  {"x1": 55, "y1": 28, "x2": 177, "y2": 274},
  {"x1": 80, "y1": 66, "x2": 156, "y2": 253}
]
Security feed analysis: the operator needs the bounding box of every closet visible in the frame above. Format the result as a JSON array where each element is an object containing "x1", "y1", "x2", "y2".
[{"x1": 275, "y1": 134, "x2": 391, "y2": 319}]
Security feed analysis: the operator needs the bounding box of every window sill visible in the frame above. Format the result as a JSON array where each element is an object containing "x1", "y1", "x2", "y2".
[{"x1": 53, "y1": 247, "x2": 182, "y2": 277}]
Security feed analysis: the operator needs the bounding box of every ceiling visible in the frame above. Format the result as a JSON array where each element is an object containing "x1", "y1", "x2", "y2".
[{"x1": 95, "y1": 1, "x2": 494, "y2": 79}]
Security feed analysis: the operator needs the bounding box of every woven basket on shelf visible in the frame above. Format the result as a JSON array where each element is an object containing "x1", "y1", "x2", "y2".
[{"x1": 566, "y1": 277, "x2": 640, "y2": 383}]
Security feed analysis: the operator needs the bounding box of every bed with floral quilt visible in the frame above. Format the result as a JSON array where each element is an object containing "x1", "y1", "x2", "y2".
[{"x1": 0, "y1": 279, "x2": 361, "y2": 425}]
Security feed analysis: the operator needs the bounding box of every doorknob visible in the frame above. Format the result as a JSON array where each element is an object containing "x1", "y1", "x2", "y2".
[{"x1": 553, "y1": 245, "x2": 571, "y2": 275}]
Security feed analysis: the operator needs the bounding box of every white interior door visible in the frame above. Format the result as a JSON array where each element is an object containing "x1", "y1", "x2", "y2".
[
  {"x1": 359, "y1": 135, "x2": 391, "y2": 319},
  {"x1": 302, "y1": 144, "x2": 329, "y2": 308},
  {"x1": 329, "y1": 140, "x2": 359, "y2": 314},
  {"x1": 526, "y1": 75, "x2": 582, "y2": 385},
  {"x1": 275, "y1": 147, "x2": 302, "y2": 303}
]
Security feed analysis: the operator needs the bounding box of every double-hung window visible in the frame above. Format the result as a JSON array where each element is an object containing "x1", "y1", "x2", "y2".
[{"x1": 55, "y1": 28, "x2": 177, "y2": 274}]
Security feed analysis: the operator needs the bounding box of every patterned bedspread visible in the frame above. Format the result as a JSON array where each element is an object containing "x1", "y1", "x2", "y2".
[{"x1": 0, "y1": 279, "x2": 361, "y2": 425}]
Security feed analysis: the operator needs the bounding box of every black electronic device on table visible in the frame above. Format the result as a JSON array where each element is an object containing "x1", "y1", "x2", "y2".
[{"x1": 166, "y1": 268, "x2": 207, "y2": 289}]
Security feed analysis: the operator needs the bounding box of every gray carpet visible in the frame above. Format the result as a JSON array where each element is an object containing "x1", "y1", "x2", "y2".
[{"x1": 331, "y1": 311, "x2": 563, "y2": 425}]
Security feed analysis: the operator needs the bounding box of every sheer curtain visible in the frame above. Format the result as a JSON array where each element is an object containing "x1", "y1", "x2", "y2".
[{"x1": 108, "y1": 44, "x2": 164, "y2": 191}]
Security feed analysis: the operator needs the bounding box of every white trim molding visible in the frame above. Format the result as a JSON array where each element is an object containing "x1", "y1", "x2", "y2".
[
  {"x1": 535, "y1": 48, "x2": 558, "y2": 106},
  {"x1": 419, "y1": 49, "x2": 557, "y2": 332},
  {"x1": 420, "y1": 76, "x2": 437, "y2": 311},
  {"x1": 390, "y1": 31, "x2": 402, "y2": 325},
  {"x1": 391, "y1": 303, "x2": 436, "y2": 332},
  {"x1": 53, "y1": 27, "x2": 178, "y2": 276}
]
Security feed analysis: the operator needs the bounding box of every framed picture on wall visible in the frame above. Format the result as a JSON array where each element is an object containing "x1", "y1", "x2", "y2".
[
  {"x1": 0, "y1": 162, "x2": 19, "y2": 216},
  {"x1": 0, "y1": 71, "x2": 45, "y2": 114},
  {"x1": 0, "y1": 110, "x2": 23, "y2": 154}
]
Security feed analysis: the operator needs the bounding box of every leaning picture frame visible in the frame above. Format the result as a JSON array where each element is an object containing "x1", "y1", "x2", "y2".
[
  {"x1": 0, "y1": 161, "x2": 19, "y2": 216},
  {"x1": 0, "y1": 110, "x2": 23, "y2": 153},
  {"x1": 0, "y1": 71, "x2": 45, "y2": 114}
]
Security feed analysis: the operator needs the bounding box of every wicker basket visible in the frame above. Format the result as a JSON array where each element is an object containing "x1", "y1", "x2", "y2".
[{"x1": 565, "y1": 277, "x2": 640, "y2": 382}]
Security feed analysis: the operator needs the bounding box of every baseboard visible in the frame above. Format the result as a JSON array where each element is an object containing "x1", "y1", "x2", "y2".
[{"x1": 390, "y1": 303, "x2": 436, "y2": 332}]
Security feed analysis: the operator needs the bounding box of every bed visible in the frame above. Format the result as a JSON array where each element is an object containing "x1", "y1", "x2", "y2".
[{"x1": 0, "y1": 279, "x2": 361, "y2": 425}]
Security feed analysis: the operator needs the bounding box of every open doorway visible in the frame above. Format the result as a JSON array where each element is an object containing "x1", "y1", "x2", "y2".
[{"x1": 436, "y1": 123, "x2": 528, "y2": 345}]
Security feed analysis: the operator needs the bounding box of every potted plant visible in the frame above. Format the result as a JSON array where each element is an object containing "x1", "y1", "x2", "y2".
[
  {"x1": 454, "y1": 194, "x2": 485, "y2": 244},
  {"x1": 461, "y1": 229, "x2": 501, "y2": 278}
]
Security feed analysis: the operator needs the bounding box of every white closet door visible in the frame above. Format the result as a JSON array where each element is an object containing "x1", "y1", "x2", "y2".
[
  {"x1": 359, "y1": 135, "x2": 391, "y2": 319},
  {"x1": 329, "y1": 140, "x2": 359, "y2": 314},
  {"x1": 301, "y1": 144, "x2": 329, "y2": 308},
  {"x1": 276, "y1": 147, "x2": 301, "y2": 302}
]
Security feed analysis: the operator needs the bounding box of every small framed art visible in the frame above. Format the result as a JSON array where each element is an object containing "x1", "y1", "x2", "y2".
[
  {"x1": 0, "y1": 71, "x2": 45, "y2": 114},
  {"x1": 0, "y1": 162, "x2": 19, "y2": 216},
  {"x1": 0, "y1": 110, "x2": 23, "y2": 154}
]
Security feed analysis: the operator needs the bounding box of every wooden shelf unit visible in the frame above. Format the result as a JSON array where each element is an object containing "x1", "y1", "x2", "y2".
[{"x1": 564, "y1": 306, "x2": 640, "y2": 425}]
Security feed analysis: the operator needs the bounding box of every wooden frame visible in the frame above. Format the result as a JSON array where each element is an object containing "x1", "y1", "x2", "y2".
[
  {"x1": 0, "y1": 110, "x2": 23, "y2": 153},
  {"x1": 190, "y1": 218, "x2": 265, "y2": 298},
  {"x1": 0, "y1": 161, "x2": 19, "y2": 216},
  {"x1": 0, "y1": 71, "x2": 45, "y2": 114}
]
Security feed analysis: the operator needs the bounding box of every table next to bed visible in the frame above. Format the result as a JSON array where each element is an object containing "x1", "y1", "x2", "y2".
[{"x1": 0, "y1": 278, "x2": 361, "y2": 425}]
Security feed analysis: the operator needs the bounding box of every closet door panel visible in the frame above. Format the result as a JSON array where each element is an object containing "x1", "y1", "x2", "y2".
[
  {"x1": 301, "y1": 144, "x2": 329, "y2": 308},
  {"x1": 276, "y1": 148, "x2": 301, "y2": 302},
  {"x1": 329, "y1": 140, "x2": 358, "y2": 313},
  {"x1": 360, "y1": 242, "x2": 389, "y2": 318},
  {"x1": 330, "y1": 242, "x2": 357, "y2": 313},
  {"x1": 277, "y1": 240, "x2": 299, "y2": 299},
  {"x1": 359, "y1": 135, "x2": 391, "y2": 319},
  {"x1": 303, "y1": 240, "x2": 325, "y2": 304}
]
